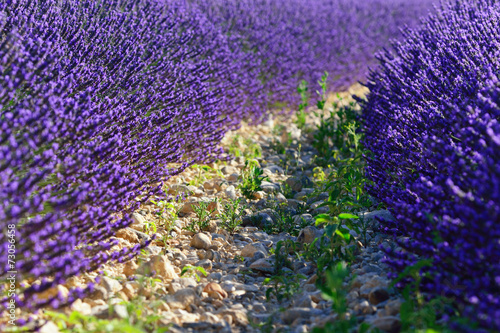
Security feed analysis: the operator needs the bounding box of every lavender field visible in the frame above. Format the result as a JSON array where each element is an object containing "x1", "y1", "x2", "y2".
[{"x1": 1, "y1": 0, "x2": 498, "y2": 332}]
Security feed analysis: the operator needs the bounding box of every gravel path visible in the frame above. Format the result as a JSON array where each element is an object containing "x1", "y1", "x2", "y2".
[{"x1": 33, "y1": 84, "x2": 408, "y2": 333}]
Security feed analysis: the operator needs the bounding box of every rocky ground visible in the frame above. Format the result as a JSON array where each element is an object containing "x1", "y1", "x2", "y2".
[{"x1": 28, "y1": 84, "x2": 408, "y2": 333}]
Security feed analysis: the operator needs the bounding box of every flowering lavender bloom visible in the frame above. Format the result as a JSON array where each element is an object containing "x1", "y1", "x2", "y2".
[
  {"x1": 193, "y1": 0, "x2": 434, "y2": 110},
  {"x1": 361, "y1": 0, "x2": 500, "y2": 330},
  {"x1": 0, "y1": 0, "x2": 432, "y2": 312}
]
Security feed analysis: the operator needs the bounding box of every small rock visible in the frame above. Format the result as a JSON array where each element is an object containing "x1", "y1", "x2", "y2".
[
  {"x1": 219, "y1": 309, "x2": 249, "y2": 326},
  {"x1": 140, "y1": 255, "x2": 178, "y2": 281},
  {"x1": 263, "y1": 165, "x2": 285, "y2": 175},
  {"x1": 167, "y1": 184, "x2": 192, "y2": 196},
  {"x1": 116, "y1": 228, "x2": 139, "y2": 243},
  {"x1": 369, "y1": 288, "x2": 390, "y2": 305},
  {"x1": 221, "y1": 166, "x2": 238, "y2": 175},
  {"x1": 203, "y1": 282, "x2": 228, "y2": 300},
  {"x1": 294, "y1": 294, "x2": 314, "y2": 308},
  {"x1": 89, "y1": 286, "x2": 108, "y2": 300},
  {"x1": 252, "y1": 191, "x2": 266, "y2": 199},
  {"x1": 293, "y1": 214, "x2": 314, "y2": 225},
  {"x1": 40, "y1": 321, "x2": 60, "y2": 333},
  {"x1": 70, "y1": 299, "x2": 92, "y2": 315},
  {"x1": 249, "y1": 258, "x2": 274, "y2": 273},
  {"x1": 384, "y1": 299, "x2": 403, "y2": 316},
  {"x1": 195, "y1": 259, "x2": 213, "y2": 271},
  {"x1": 275, "y1": 192, "x2": 287, "y2": 203},
  {"x1": 281, "y1": 308, "x2": 323, "y2": 325},
  {"x1": 354, "y1": 300, "x2": 376, "y2": 315},
  {"x1": 225, "y1": 185, "x2": 237, "y2": 200},
  {"x1": 191, "y1": 233, "x2": 212, "y2": 250},
  {"x1": 164, "y1": 288, "x2": 199, "y2": 310},
  {"x1": 297, "y1": 226, "x2": 323, "y2": 244},
  {"x1": 227, "y1": 173, "x2": 239, "y2": 182},
  {"x1": 370, "y1": 316, "x2": 401, "y2": 333},
  {"x1": 101, "y1": 277, "x2": 122, "y2": 294},
  {"x1": 253, "y1": 303, "x2": 267, "y2": 313},
  {"x1": 131, "y1": 212, "x2": 146, "y2": 231},
  {"x1": 266, "y1": 155, "x2": 282, "y2": 164},
  {"x1": 242, "y1": 213, "x2": 273, "y2": 228},
  {"x1": 260, "y1": 181, "x2": 280, "y2": 194},
  {"x1": 252, "y1": 251, "x2": 266, "y2": 261},
  {"x1": 285, "y1": 176, "x2": 303, "y2": 192},
  {"x1": 241, "y1": 243, "x2": 268, "y2": 258},
  {"x1": 123, "y1": 260, "x2": 138, "y2": 275},
  {"x1": 208, "y1": 272, "x2": 223, "y2": 282}
]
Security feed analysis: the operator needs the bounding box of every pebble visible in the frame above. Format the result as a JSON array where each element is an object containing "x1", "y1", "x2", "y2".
[
  {"x1": 190, "y1": 233, "x2": 212, "y2": 250},
  {"x1": 240, "y1": 243, "x2": 268, "y2": 258},
  {"x1": 281, "y1": 308, "x2": 323, "y2": 325}
]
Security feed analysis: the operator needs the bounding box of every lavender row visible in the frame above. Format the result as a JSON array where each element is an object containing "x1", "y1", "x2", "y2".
[
  {"x1": 360, "y1": 0, "x2": 500, "y2": 330},
  {"x1": 0, "y1": 0, "x2": 432, "y2": 311}
]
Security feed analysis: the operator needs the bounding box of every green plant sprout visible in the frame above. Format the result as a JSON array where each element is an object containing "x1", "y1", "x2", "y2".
[
  {"x1": 238, "y1": 159, "x2": 269, "y2": 199},
  {"x1": 180, "y1": 265, "x2": 207, "y2": 282}
]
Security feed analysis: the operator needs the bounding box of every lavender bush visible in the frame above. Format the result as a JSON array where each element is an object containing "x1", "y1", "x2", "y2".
[
  {"x1": 360, "y1": 0, "x2": 500, "y2": 330},
  {"x1": 0, "y1": 0, "x2": 432, "y2": 312}
]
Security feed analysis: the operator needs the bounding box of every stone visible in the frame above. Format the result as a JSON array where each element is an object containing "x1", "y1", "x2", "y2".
[
  {"x1": 40, "y1": 321, "x2": 60, "y2": 333},
  {"x1": 123, "y1": 260, "x2": 138, "y2": 275},
  {"x1": 260, "y1": 181, "x2": 280, "y2": 194},
  {"x1": 252, "y1": 251, "x2": 266, "y2": 261},
  {"x1": 221, "y1": 166, "x2": 238, "y2": 175},
  {"x1": 370, "y1": 316, "x2": 401, "y2": 333},
  {"x1": 89, "y1": 285, "x2": 108, "y2": 300},
  {"x1": 252, "y1": 191, "x2": 266, "y2": 199},
  {"x1": 219, "y1": 309, "x2": 248, "y2": 326},
  {"x1": 354, "y1": 300, "x2": 376, "y2": 315},
  {"x1": 164, "y1": 288, "x2": 199, "y2": 310},
  {"x1": 128, "y1": 227, "x2": 149, "y2": 241},
  {"x1": 384, "y1": 299, "x2": 403, "y2": 316},
  {"x1": 131, "y1": 212, "x2": 146, "y2": 231},
  {"x1": 190, "y1": 233, "x2": 212, "y2": 250},
  {"x1": 122, "y1": 283, "x2": 138, "y2": 299},
  {"x1": 195, "y1": 259, "x2": 213, "y2": 271},
  {"x1": 297, "y1": 226, "x2": 323, "y2": 244},
  {"x1": 266, "y1": 155, "x2": 282, "y2": 164},
  {"x1": 167, "y1": 184, "x2": 192, "y2": 196},
  {"x1": 138, "y1": 255, "x2": 178, "y2": 281},
  {"x1": 294, "y1": 188, "x2": 314, "y2": 200},
  {"x1": 240, "y1": 243, "x2": 268, "y2": 258},
  {"x1": 203, "y1": 282, "x2": 228, "y2": 300},
  {"x1": 37, "y1": 284, "x2": 70, "y2": 301},
  {"x1": 249, "y1": 258, "x2": 274, "y2": 273},
  {"x1": 208, "y1": 272, "x2": 223, "y2": 282},
  {"x1": 253, "y1": 303, "x2": 267, "y2": 313},
  {"x1": 293, "y1": 214, "x2": 314, "y2": 226},
  {"x1": 285, "y1": 176, "x2": 303, "y2": 192},
  {"x1": 91, "y1": 304, "x2": 110, "y2": 319},
  {"x1": 168, "y1": 277, "x2": 197, "y2": 294},
  {"x1": 281, "y1": 308, "x2": 323, "y2": 325},
  {"x1": 275, "y1": 192, "x2": 287, "y2": 203},
  {"x1": 101, "y1": 277, "x2": 122, "y2": 294},
  {"x1": 227, "y1": 173, "x2": 239, "y2": 182},
  {"x1": 294, "y1": 294, "x2": 314, "y2": 308},
  {"x1": 369, "y1": 288, "x2": 390, "y2": 305},
  {"x1": 224, "y1": 185, "x2": 237, "y2": 200},
  {"x1": 116, "y1": 228, "x2": 139, "y2": 243},
  {"x1": 70, "y1": 299, "x2": 92, "y2": 315},
  {"x1": 242, "y1": 213, "x2": 273, "y2": 228},
  {"x1": 360, "y1": 210, "x2": 395, "y2": 223},
  {"x1": 359, "y1": 276, "x2": 389, "y2": 298},
  {"x1": 263, "y1": 165, "x2": 285, "y2": 175}
]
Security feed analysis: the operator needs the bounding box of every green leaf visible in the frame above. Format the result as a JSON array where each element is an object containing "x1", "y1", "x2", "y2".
[
  {"x1": 315, "y1": 214, "x2": 332, "y2": 225},
  {"x1": 338, "y1": 213, "x2": 359, "y2": 219}
]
